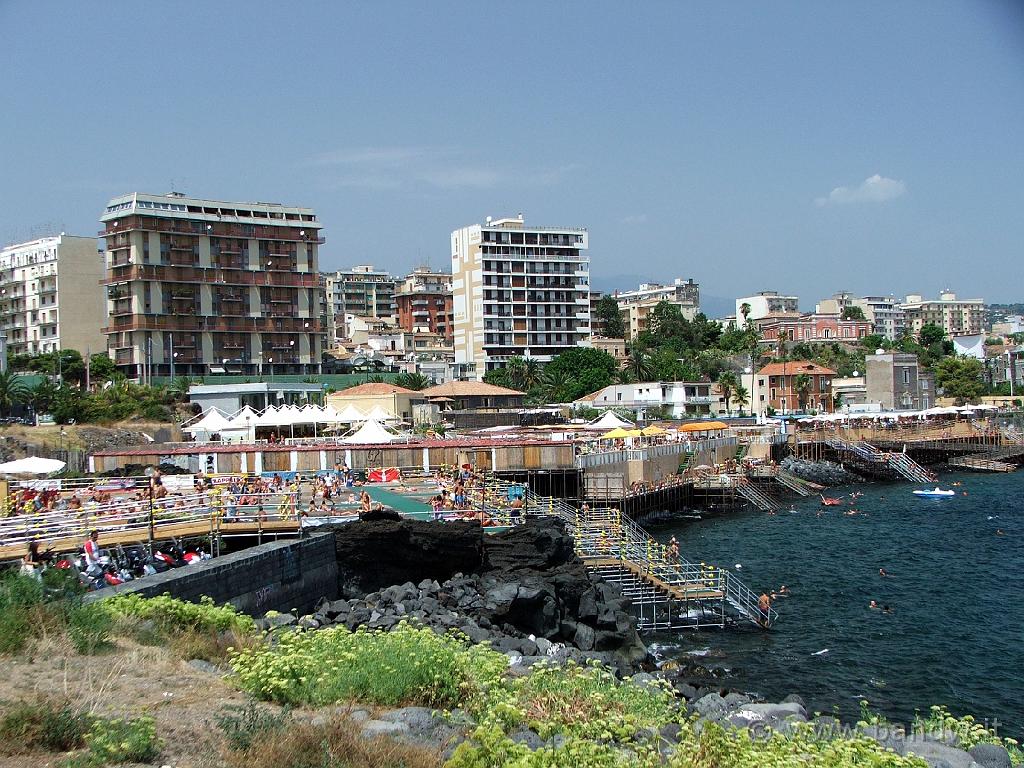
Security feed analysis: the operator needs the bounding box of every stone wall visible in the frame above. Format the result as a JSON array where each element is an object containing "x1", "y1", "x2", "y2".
[{"x1": 92, "y1": 533, "x2": 338, "y2": 616}]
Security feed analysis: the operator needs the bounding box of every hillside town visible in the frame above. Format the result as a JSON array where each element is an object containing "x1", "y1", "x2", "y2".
[{"x1": 0, "y1": 192, "x2": 1019, "y2": 434}]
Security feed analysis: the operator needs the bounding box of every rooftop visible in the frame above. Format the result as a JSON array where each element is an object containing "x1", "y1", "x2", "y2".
[
  {"x1": 331, "y1": 382, "x2": 422, "y2": 396},
  {"x1": 421, "y1": 381, "x2": 525, "y2": 398},
  {"x1": 757, "y1": 361, "x2": 837, "y2": 376}
]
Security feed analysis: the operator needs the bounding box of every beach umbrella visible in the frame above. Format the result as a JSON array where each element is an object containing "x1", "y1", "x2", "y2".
[
  {"x1": 641, "y1": 425, "x2": 667, "y2": 436},
  {"x1": 601, "y1": 427, "x2": 631, "y2": 439}
]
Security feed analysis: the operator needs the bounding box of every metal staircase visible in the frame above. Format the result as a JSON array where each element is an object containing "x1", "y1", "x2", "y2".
[
  {"x1": 774, "y1": 470, "x2": 821, "y2": 496},
  {"x1": 734, "y1": 477, "x2": 782, "y2": 511},
  {"x1": 470, "y1": 481, "x2": 776, "y2": 630},
  {"x1": 948, "y1": 443, "x2": 1024, "y2": 473},
  {"x1": 825, "y1": 438, "x2": 936, "y2": 483}
]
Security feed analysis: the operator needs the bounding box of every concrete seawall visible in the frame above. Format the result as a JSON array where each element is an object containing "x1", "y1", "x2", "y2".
[{"x1": 91, "y1": 533, "x2": 338, "y2": 616}]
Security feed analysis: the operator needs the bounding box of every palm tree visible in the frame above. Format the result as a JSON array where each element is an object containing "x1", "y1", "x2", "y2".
[
  {"x1": 537, "y1": 368, "x2": 577, "y2": 404},
  {"x1": 395, "y1": 372, "x2": 430, "y2": 391},
  {"x1": 0, "y1": 371, "x2": 29, "y2": 416},
  {"x1": 614, "y1": 368, "x2": 635, "y2": 385},
  {"x1": 717, "y1": 371, "x2": 738, "y2": 415},
  {"x1": 520, "y1": 357, "x2": 542, "y2": 391},
  {"x1": 733, "y1": 383, "x2": 750, "y2": 416},
  {"x1": 794, "y1": 373, "x2": 812, "y2": 412},
  {"x1": 626, "y1": 345, "x2": 652, "y2": 382}
]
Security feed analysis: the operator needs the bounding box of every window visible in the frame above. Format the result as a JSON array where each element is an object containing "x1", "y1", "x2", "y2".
[{"x1": 902, "y1": 369, "x2": 910, "y2": 384}]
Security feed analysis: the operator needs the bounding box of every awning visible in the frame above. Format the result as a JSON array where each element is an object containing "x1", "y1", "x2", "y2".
[{"x1": 677, "y1": 421, "x2": 729, "y2": 432}]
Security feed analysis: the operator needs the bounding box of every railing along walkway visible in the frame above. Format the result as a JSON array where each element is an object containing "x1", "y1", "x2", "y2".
[{"x1": 468, "y1": 481, "x2": 776, "y2": 629}]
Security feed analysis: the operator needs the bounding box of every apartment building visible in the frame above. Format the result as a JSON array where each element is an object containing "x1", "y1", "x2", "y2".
[
  {"x1": 865, "y1": 352, "x2": 934, "y2": 410},
  {"x1": 615, "y1": 278, "x2": 700, "y2": 338},
  {"x1": 851, "y1": 296, "x2": 907, "y2": 340},
  {"x1": 395, "y1": 267, "x2": 452, "y2": 340},
  {"x1": 100, "y1": 192, "x2": 323, "y2": 380},
  {"x1": 451, "y1": 214, "x2": 590, "y2": 377},
  {"x1": 324, "y1": 265, "x2": 396, "y2": 341},
  {"x1": 736, "y1": 291, "x2": 799, "y2": 322},
  {"x1": 901, "y1": 292, "x2": 984, "y2": 338},
  {"x1": 0, "y1": 234, "x2": 106, "y2": 357}
]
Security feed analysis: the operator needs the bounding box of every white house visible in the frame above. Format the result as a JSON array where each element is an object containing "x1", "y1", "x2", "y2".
[{"x1": 578, "y1": 381, "x2": 724, "y2": 419}]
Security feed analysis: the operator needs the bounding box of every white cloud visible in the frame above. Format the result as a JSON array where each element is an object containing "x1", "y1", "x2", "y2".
[
  {"x1": 310, "y1": 146, "x2": 572, "y2": 191},
  {"x1": 815, "y1": 174, "x2": 906, "y2": 207}
]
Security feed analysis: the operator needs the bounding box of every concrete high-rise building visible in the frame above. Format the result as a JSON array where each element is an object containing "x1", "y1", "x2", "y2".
[
  {"x1": 100, "y1": 192, "x2": 324, "y2": 380},
  {"x1": 323, "y1": 266, "x2": 396, "y2": 342},
  {"x1": 901, "y1": 292, "x2": 985, "y2": 338},
  {"x1": 735, "y1": 291, "x2": 799, "y2": 322},
  {"x1": 451, "y1": 214, "x2": 590, "y2": 377},
  {"x1": 0, "y1": 235, "x2": 106, "y2": 357},
  {"x1": 615, "y1": 278, "x2": 700, "y2": 338},
  {"x1": 395, "y1": 267, "x2": 452, "y2": 340}
]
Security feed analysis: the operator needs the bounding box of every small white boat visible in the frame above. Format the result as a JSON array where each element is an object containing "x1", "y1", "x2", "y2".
[{"x1": 913, "y1": 487, "x2": 955, "y2": 498}]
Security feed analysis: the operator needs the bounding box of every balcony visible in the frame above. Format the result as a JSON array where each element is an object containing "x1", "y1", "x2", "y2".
[
  {"x1": 111, "y1": 299, "x2": 133, "y2": 316},
  {"x1": 114, "y1": 350, "x2": 135, "y2": 365},
  {"x1": 101, "y1": 264, "x2": 318, "y2": 288}
]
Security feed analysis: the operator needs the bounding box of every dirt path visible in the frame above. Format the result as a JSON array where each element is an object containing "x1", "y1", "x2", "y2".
[{"x1": 0, "y1": 637, "x2": 254, "y2": 767}]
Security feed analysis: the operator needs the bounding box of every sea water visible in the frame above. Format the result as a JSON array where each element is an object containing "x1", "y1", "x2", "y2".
[{"x1": 649, "y1": 470, "x2": 1023, "y2": 736}]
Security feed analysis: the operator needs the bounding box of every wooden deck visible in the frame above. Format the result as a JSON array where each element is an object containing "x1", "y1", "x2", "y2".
[{"x1": 0, "y1": 518, "x2": 301, "y2": 561}]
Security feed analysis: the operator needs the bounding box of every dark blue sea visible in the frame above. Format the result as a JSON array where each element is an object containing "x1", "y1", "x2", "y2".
[{"x1": 649, "y1": 470, "x2": 1023, "y2": 737}]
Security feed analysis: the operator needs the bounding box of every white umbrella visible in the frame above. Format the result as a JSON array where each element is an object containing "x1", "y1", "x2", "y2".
[
  {"x1": 336, "y1": 404, "x2": 366, "y2": 422},
  {"x1": 366, "y1": 404, "x2": 393, "y2": 421},
  {"x1": 586, "y1": 411, "x2": 634, "y2": 430},
  {"x1": 0, "y1": 456, "x2": 66, "y2": 475},
  {"x1": 342, "y1": 419, "x2": 398, "y2": 444}
]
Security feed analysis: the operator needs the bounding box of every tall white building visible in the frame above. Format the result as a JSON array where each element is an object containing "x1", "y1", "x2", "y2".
[
  {"x1": 323, "y1": 266, "x2": 396, "y2": 342},
  {"x1": 451, "y1": 214, "x2": 590, "y2": 377},
  {"x1": 0, "y1": 235, "x2": 106, "y2": 357}
]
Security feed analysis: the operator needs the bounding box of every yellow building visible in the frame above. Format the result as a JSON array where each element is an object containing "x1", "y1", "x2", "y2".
[{"x1": 326, "y1": 382, "x2": 424, "y2": 422}]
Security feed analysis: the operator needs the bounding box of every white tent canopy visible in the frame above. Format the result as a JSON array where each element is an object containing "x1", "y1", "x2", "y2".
[
  {"x1": 0, "y1": 456, "x2": 67, "y2": 475},
  {"x1": 366, "y1": 404, "x2": 394, "y2": 422},
  {"x1": 183, "y1": 408, "x2": 232, "y2": 435},
  {"x1": 336, "y1": 404, "x2": 366, "y2": 422},
  {"x1": 586, "y1": 411, "x2": 634, "y2": 430},
  {"x1": 342, "y1": 419, "x2": 399, "y2": 444}
]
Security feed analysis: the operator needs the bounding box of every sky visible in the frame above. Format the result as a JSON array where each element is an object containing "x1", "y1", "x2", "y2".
[{"x1": 2, "y1": 0, "x2": 1023, "y2": 311}]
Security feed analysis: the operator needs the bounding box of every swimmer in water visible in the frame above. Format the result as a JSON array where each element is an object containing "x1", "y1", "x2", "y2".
[
  {"x1": 996, "y1": 529, "x2": 1005, "y2": 536},
  {"x1": 869, "y1": 600, "x2": 879, "y2": 610},
  {"x1": 879, "y1": 568, "x2": 889, "y2": 577}
]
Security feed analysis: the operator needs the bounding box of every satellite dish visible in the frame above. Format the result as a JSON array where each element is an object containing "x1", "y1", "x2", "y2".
[
  {"x1": 875, "y1": 348, "x2": 884, "y2": 355},
  {"x1": 852, "y1": 370, "x2": 860, "y2": 377}
]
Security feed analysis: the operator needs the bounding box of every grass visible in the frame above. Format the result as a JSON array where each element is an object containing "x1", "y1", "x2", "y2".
[
  {"x1": 0, "y1": 697, "x2": 91, "y2": 754},
  {"x1": 218, "y1": 710, "x2": 441, "y2": 768},
  {"x1": 0, "y1": 570, "x2": 112, "y2": 655}
]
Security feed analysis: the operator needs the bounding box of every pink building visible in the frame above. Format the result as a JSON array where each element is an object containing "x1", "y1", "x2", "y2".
[{"x1": 758, "y1": 313, "x2": 873, "y2": 344}]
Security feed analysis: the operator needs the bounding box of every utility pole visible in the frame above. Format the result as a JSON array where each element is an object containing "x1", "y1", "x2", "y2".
[{"x1": 85, "y1": 346, "x2": 90, "y2": 391}]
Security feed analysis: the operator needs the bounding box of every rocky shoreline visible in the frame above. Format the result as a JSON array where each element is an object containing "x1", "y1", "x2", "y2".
[
  {"x1": 781, "y1": 455, "x2": 862, "y2": 486},
  {"x1": 246, "y1": 514, "x2": 1012, "y2": 767}
]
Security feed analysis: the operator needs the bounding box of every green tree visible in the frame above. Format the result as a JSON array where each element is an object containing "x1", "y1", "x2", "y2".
[
  {"x1": 625, "y1": 345, "x2": 652, "y2": 382},
  {"x1": 88, "y1": 353, "x2": 117, "y2": 385},
  {"x1": 933, "y1": 356, "x2": 986, "y2": 401},
  {"x1": 841, "y1": 306, "x2": 866, "y2": 320},
  {"x1": 542, "y1": 347, "x2": 617, "y2": 402},
  {"x1": 733, "y1": 383, "x2": 750, "y2": 416},
  {"x1": 536, "y1": 367, "x2": 579, "y2": 404},
  {"x1": 717, "y1": 371, "x2": 738, "y2": 415},
  {"x1": 860, "y1": 334, "x2": 888, "y2": 351},
  {"x1": 27, "y1": 379, "x2": 57, "y2": 414},
  {"x1": 593, "y1": 295, "x2": 626, "y2": 338},
  {"x1": 0, "y1": 371, "x2": 29, "y2": 416},
  {"x1": 30, "y1": 349, "x2": 86, "y2": 385},
  {"x1": 393, "y1": 372, "x2": 430, "y2": 391},
  {"x1": 919, "y1": 323, "x2": 945, "y2": 347},
  {"x1": 794, "y1": 373, "x2": 812, "y2": 411}
]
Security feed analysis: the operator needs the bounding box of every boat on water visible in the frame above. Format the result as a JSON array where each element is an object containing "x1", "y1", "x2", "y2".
[
  {"x1": 820, "y1": 495, "x2": 843, "y2": 506},
  {"x1": 912, "y1": 488, "x2": 956, "y2": 498}
]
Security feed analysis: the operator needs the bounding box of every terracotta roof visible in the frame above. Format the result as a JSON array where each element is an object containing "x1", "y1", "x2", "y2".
[
  {"x1": 420, "y1": 381, "x2": 525, "y2": 397},
  {"x1": 757, "y1": 361, "x2": 837, "y2": 376},
  {"x1": 575, "y1": 388, "x2": 606, "y2": 403},
  {"x1": 331, "y1": 382, "x2": 421, "y2": 396}
]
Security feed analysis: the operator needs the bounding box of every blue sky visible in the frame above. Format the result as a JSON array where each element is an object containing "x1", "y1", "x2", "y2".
[{"x1": 2, "y1": 1, "x2": 1022, "y2": 309}]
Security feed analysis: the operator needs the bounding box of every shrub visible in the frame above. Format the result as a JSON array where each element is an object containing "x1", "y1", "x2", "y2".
[
  {"x1": 912, "y1": 705, "x2": 1021, "y2": 762},
  {"x1": 105, "y1": 593, "x2": 256, "y2": 635},
  {"x1": 216, "y1": 700, "x2": 291, "y2": 751},
  {"x1": 64, "y1": 715, "x2": 160, "y2": 767},
  {"x1": 230, "y1": 621, "x2": 506, "y2": 709},
  {"x1": 66, "y1": 603, "x2": 114, "y2": 654},
  {"x1": 0, "y1": 698, "x2": 90, "y2": 754}
]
